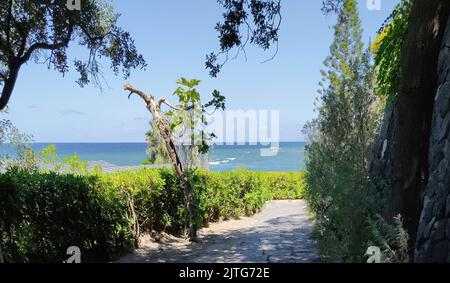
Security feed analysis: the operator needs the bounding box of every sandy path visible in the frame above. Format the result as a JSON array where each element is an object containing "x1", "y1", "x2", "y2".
[{"x1": 118, "y1": 200, "x2": 320, "y2": 263}]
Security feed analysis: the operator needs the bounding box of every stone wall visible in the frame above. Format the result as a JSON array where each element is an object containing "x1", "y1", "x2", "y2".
[{"x1": 415, "y1": 17, "x2": 450, "y2": 262}]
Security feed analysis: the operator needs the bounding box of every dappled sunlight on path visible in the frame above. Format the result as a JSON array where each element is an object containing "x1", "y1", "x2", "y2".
[{"x1": 118, "y1": 200, "x2": 320, "y2": 263}]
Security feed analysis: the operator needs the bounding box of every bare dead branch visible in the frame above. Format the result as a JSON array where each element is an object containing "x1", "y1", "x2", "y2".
[
  {"x1": 123, "y1": 83, "x2": 152, "y2": 104},
  {"x1": 158, "y1": 97, "x2": 183, "y2": 111}
]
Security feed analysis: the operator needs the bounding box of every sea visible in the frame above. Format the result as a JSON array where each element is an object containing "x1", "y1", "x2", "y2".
[{"x1": 0, "y1": 142, "x2": 306, "y2": 172}]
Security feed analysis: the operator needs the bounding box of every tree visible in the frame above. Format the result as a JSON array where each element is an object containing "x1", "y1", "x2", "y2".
[
  {"x1": 0, "y1": 0, "x2": 281, "y2": 252},
  {"x1": 207, "y1": 0, "x2": 282, "y2": 77},
  {"x1": 0, "y1": 118, "x2": 13, "y2": 146},
  {"x1": 144, "y1": 122, "x2": 170, "y2": 165},
  {"x1": 124, "y1": 78, "x2": 225, "y2": 241},
  {"x1": 0, "y1": 0, "x2": 147, "y2": 111},
  {"x1": 304, "y1": 0, "x2": 382, "y2": 262},
  {"x1": 0, "y1": 0, "x2": 283, "y2": 111},
  {"x1": 369, "y1": 0, "x2": 450, "y2": 258},
  {"x1": 323, "y1": 0, "x2": 450, "y2": 262}
]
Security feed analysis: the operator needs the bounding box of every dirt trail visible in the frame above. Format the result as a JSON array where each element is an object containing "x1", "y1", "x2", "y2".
[{"x1": 118, "y1": 200, "x2": 320, "y2": 263}]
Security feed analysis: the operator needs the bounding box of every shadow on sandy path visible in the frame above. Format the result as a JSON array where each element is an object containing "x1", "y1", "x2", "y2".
[{"x1": 118, "y1": 200, "x2": 320, "y2": 263}]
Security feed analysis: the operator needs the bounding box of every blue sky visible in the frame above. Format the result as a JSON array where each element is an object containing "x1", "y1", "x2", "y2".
[{"x1": 3, "y1": 0, "x2": 399, "y2": 142}]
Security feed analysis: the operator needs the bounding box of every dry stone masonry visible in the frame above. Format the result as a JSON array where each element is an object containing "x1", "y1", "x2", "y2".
[{"x1": 415, "y1": 17, "x2": 450, "y2": 262}]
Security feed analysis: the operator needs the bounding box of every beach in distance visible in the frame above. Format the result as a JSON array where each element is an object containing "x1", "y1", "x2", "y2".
[{"x1": 0, "y1": 142, "x2": 306, "y2": 172}]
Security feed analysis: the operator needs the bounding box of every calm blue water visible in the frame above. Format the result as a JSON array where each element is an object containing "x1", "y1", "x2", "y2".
[{"x1": 0, "y1": 142, "x2": 306, "y2": 172}]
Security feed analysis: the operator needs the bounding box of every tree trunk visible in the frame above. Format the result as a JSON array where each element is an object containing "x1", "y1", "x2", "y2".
[
  {"x1": 0, "y1": 62, "x2": 21, "y2": 111},
  {"x1": 123, "y1": 84, "x2": 197, "y2": 241},
  {"x1": 415, "y1": 16, "x2": 450, "y2": 263},
  {"x1": 127, "y1": 196, "x2": 140, "y2": 248},
  {"x1": 370, "y1": 0, "x2": 450, "y2": 258},
  {"x1": 183, "y1": 180, "x2": 197, "y2": 241}
]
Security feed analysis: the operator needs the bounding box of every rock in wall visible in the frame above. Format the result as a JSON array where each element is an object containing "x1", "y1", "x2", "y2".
[
  {"x1": 368, "y1": 1, "x2": 450, "y2": 254},
  {"x1": 415, "y1": 17, "x2": 450, "y2": 263}
]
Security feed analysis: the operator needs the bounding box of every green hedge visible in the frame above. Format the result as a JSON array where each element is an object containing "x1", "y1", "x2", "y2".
[
  {"x1": 0, "y1": 169, "x2": 133, "y2": 263},
  {"x1": 0, "y1": 168, "x2": 304, "y2": 263}
]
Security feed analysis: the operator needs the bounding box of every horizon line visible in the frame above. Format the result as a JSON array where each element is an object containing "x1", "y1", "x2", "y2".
[{"x1": 15, "y1": 141, "x2": 307, "y2": 144}]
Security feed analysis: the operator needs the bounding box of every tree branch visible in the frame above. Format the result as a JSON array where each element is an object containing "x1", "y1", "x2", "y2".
[
  {"x1": 123, "y1": 83, "x2": 185, "y2": 177},
  {"x1": 79, "y1": 25, "x2": 108, "y2": 43},
  {"x1": 19, "y1": 23, "x2": 74, "y2": 64},
  {"x1": 15, "y1": 19, "x2": 30, "y2": 58},
  {"x1": 158, "y1": 97, "x2": 183, "y2": 111},
  {"x1": 0, "y1": 62, "x2": 20, "y2": 111},
  {"x1": 5, "y1": 0, "x2": 13, "y2": 53},
  {"x1": 123, "y1": 83, "x2": 152, "y2": 104},
  {"x1": 18, "y1": 42, "x2": 58, "y2": 64}
]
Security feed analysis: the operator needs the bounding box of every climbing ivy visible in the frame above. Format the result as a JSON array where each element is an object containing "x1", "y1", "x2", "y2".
[{"x1": 371, "y1": 0, "x2": 411, "y2": 100}]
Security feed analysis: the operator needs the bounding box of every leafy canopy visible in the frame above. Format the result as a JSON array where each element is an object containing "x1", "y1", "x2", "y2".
[
  {"x1": 144, "y1": 78, "x2": 226, "y2": 167},
  {"x1": 0, "y1": 0, "x2": 146, "y2": 110},
  {"x1": 207, "y1": 0, "x2": 282, "y2": 77}
]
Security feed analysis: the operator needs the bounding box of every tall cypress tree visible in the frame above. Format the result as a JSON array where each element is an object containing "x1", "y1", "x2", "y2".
[{"x1": 304, "y1": 0, "x2": 381, "y2": 262}]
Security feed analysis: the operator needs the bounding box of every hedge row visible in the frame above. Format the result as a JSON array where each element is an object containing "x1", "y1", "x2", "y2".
[{"x1": 0, "y1": 168, "x2": 304, "y2": 263}]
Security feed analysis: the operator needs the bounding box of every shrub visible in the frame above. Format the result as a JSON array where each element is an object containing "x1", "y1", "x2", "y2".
[
  {"x1": 266, "y1": 172, "x2": 306, "y2": 200},
  {"x1": 303, "y1": 0, "x2": 387, "y2": 262},
  {"x1": 195, "y1": 171, "x2": 272, "y2": 222},
  {"x1": 0, "y1": 168, "x2": 134, "y2": 263},
  {"x1": 99, "y1": 168, "x2": 184, "y2": 234},
  {"x1": 0, "y1": 167, "x2": 304, "y2": 263},
  {"x1": 371, "y1": 0, "x2": 411, "y2": 100},
  {"x1": 367, "y1": 214, "x2": 409, "y2": 263}
]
